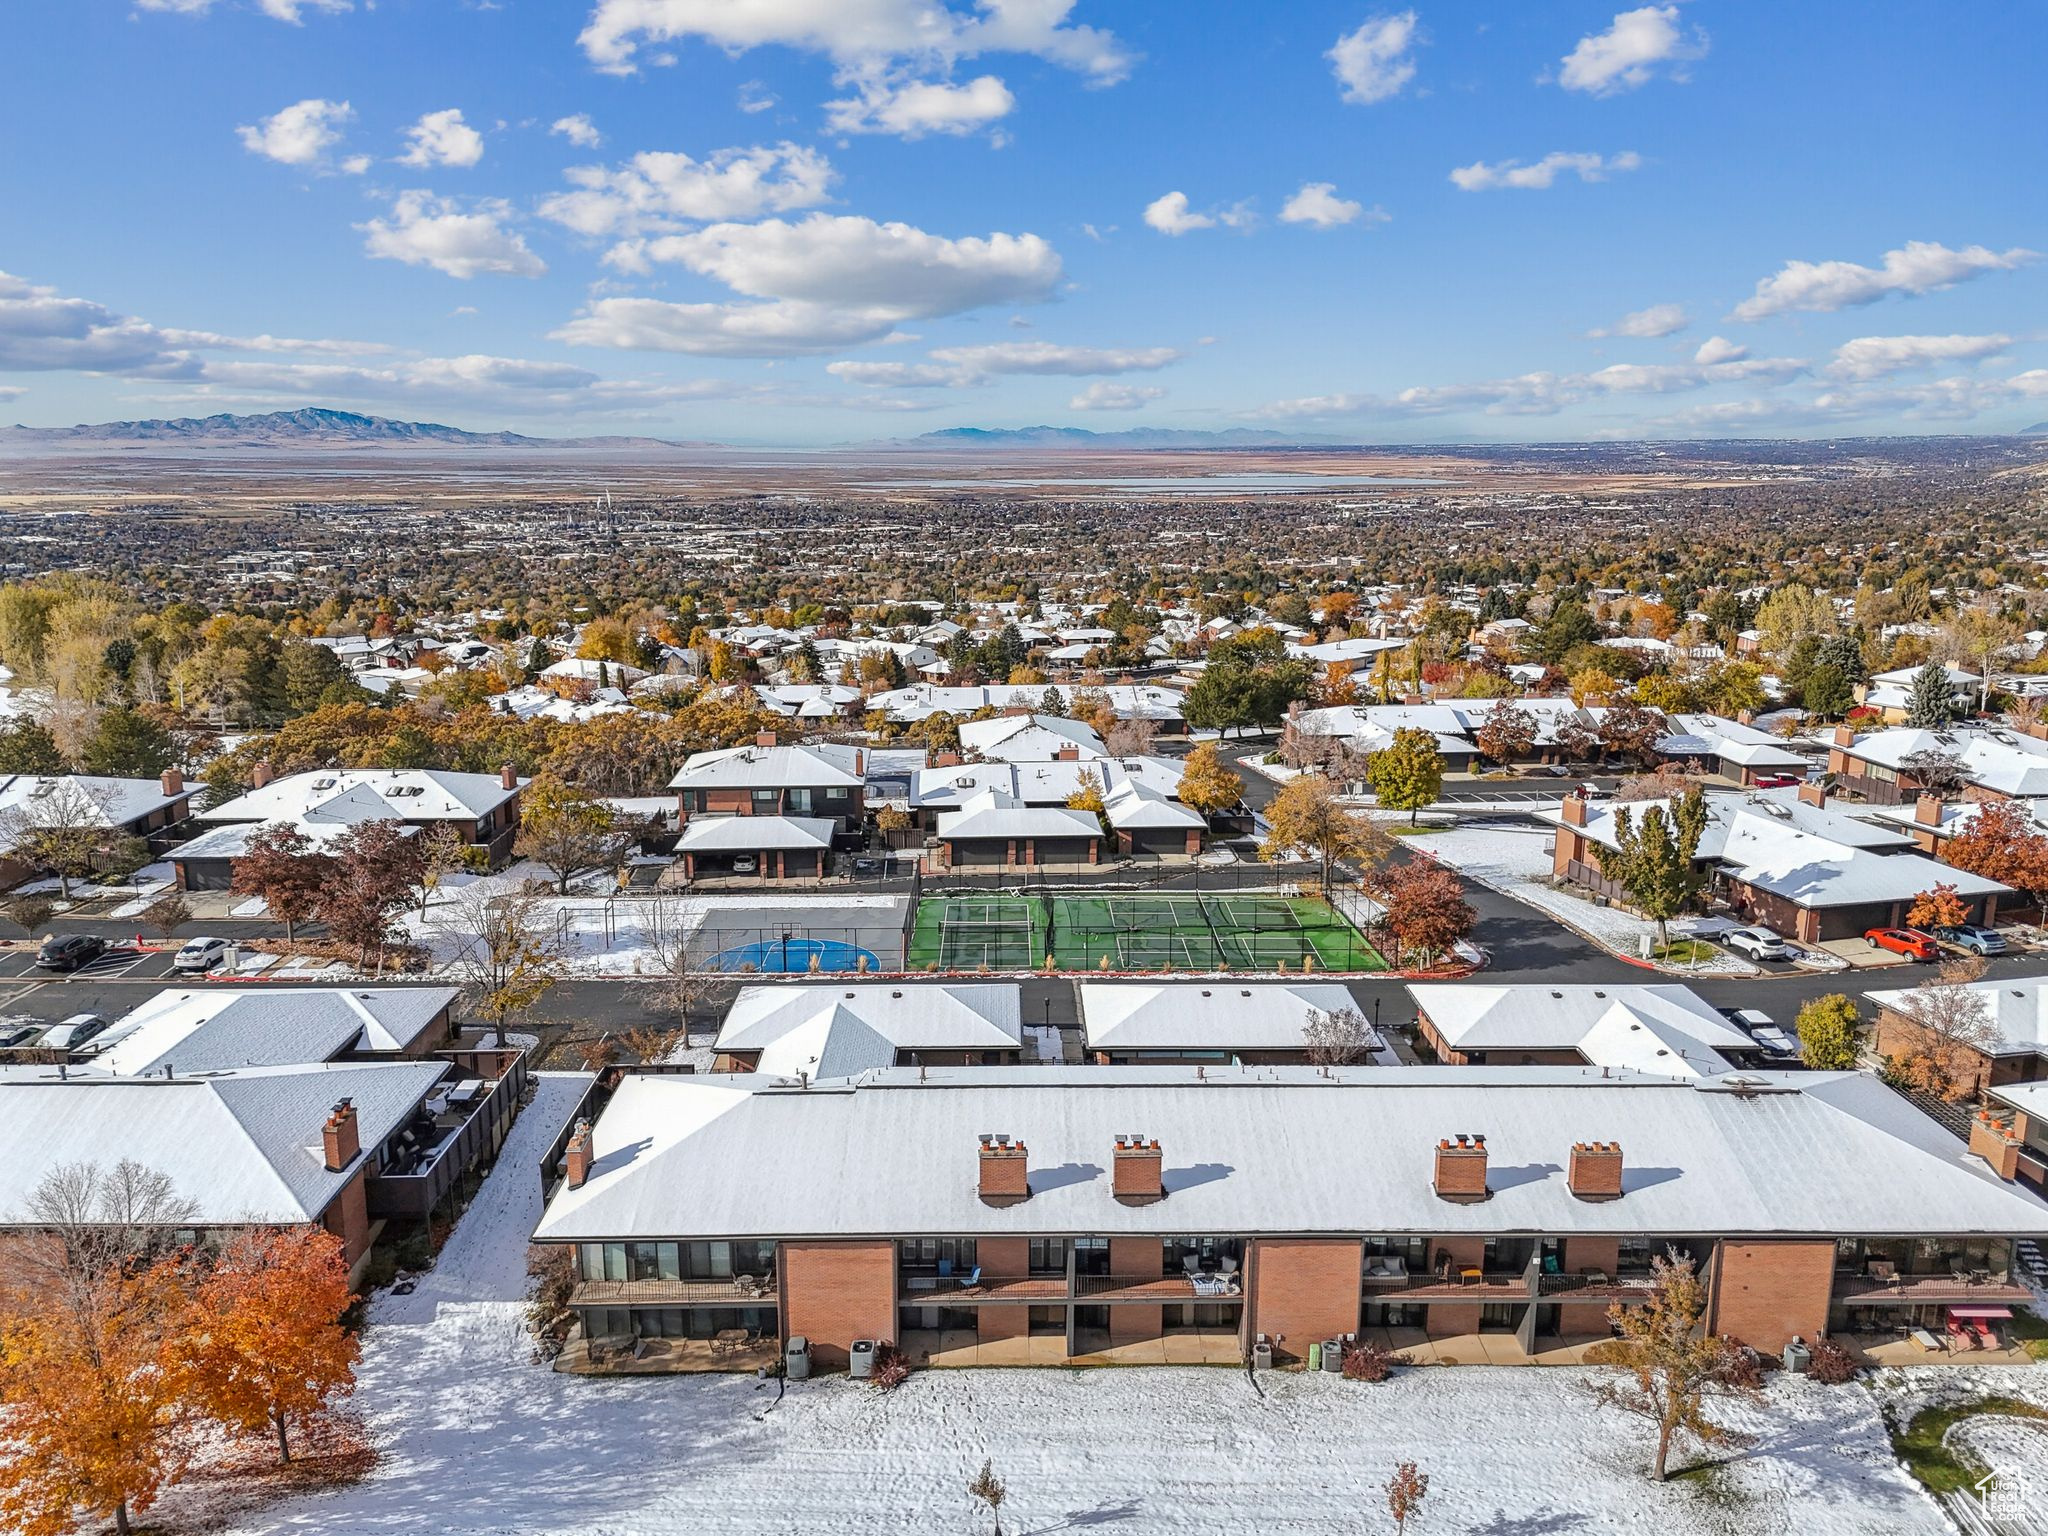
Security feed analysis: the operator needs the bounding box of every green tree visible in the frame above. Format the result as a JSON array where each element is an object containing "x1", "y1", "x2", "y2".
[
  {"x1": 1794, "y1": 994, "x2": 1860, "y2": 1070},
  {"x1": 1904, "y1": 659, "x2": 1958, "y2": 727},
  {"x1": 1594, "y1": 788, "x2": 1709, "y2": 947},
  {"x1": 278, "y1": 641, "x2": 352, "y2": 717},
  {"x1": 78, "y1": 707, "x2": 176, "y2": 779},
  {"x1": 0, "y1": 718, "x2": 66, "y2": 774},
  {"x1": 1368, "y1": 727, "x2": 1443, "y2": 825},
  {"x1": 1534, "y1": 601, "x2": 1600, "y2": 665},
  {"x1": 1698, "y1": 660, "x2": 1767, "y2": 719},
  {"x1": 1753, "y1": 584, "x2": 1837, "y2": 667},
  {"x1": 1800, "y1": 663, "x2": 1855, "y2": 720},
  {"x1": 1811, "y1": 632, "x2": 1867, "y2": 684}
]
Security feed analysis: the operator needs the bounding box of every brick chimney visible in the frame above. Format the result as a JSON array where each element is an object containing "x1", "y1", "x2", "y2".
[
  {"x1": 1433, "y1": 1133, "x2": 1489, "y2": 1203},
  {"x1": 1567, "y1": 1141, "x2": 1625, "y2": 1202},
  {"x1": 977, "y1": 1133, "x2": 1030, "y2": 1206},
  {"x1": 1112, "y1": 1134, "x2": 1165, "y2": 1205},
  {"x1": 565, "y1": 1119, "x2": 595, "y2": 1189},
  {"x1": 1831, "y1": 724, "x2": 1856, "y2": 748},
  {"x1": 1797, "y1": 781, "x2": 1827, "y2": 809},
  {"x1": 499, "y1": 763, "x2": 517, "y2": 791},
  {"x1": 1736, "y1": 709, "x2": 1754, "y2": 726},
  {"x1": 1914, "y1": 792, "x2": 1944, "y2": 827},
  {"x1": 930, "y1": 750, "x2": 962, "y2": 769},
  {"x1": 1560, "y1": 793, "x2": 1588, "y2": 827},
  {"x1": 1055, "y1": 745, "x2": 1080, "y2": 762},
  {"x1": 1969, "y1": 1110, "x2": 2022, "y2": 1182},
  {"x1": 251, "y1": 758, "x2": 275, "y2": 790},
  {"x1": 755, "y1": 730, "x2": 778, "y2": 748},
  {"x1": 160, "y1": 766, "x2": 184, "y2": 798},
  {"x1": 321, "y1": 1099, "x2": 359, "y2": 1172}
]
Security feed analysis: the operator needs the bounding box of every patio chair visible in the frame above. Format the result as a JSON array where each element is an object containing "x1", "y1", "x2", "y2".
[
  {"x1": 960, "y1": 1266, "x2": 983, "y2": 1294},
  {"x1": 1867, "y1": 1259, "x2": 1896, "y2": 1283},
  {"x1": 1182, "y1": 1254, "x2": 1203, "y2": 1278},
  {"x1": 938, "y1": 1258, "x2": 954, "y2": 1280}
]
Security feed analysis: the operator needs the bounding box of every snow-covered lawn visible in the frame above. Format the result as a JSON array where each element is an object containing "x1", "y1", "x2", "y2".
[
  {"x1": 208, "y1": 1320, "x2": 1957, "y2": 1536},
  {"x1": 1406, "y1": 825, "x2": 1757, "y2": 976}
]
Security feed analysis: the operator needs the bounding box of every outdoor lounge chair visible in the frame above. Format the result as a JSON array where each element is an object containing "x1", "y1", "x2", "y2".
[{"x1": 959, "y1": 1266, "x2": 983, "y2": 1293}]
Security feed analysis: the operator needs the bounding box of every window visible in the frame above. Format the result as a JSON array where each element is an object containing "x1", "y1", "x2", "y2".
[
  {"x1": 1072, "y1": 1237, "x2": 1110, "y2": 1276},
  {"x1": 751, "y1": 789, "x2": 779, "y2": 813},
  {"x1": 1029, "y1": 1238, "x2": 1068, "y2": 1276},
  {"x1": 1617, "y1": 1237, "x2": 1654, "y2": 1274},
  {"x1": 787, "y1": 788, "x2": 814, "y2": 815},
  {"x1": 897, "y1": 1238, "x2": 978, "y2": 1271}
]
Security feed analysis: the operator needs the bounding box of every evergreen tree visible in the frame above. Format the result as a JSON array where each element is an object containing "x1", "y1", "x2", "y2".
[
  {"x1": 0, "y1": 718, "x2": 66, "y2": 774},
  {"x1": 1594, "y1": 788, "x2": 1710, "y2": 947},
  {"x1": 1800, "y1": 664, "x2": 1855, "y2": 720},
  {"x1": 78, "y1": 707, "x2": 177, "y2": 779},
  {"x1": 1904, "y1": 660, "x2": 1958, "y2": 726}
]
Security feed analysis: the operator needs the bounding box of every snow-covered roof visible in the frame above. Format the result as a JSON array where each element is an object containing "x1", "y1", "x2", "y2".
[
  {"x1": 1658, "y1": 714, "x2": 1808, "y2": 771},
  {"x1": 867, "y1": 683, "x2": 1186, "y2": 723},
  {"x1": 199, "y1": 768, "x2": 518, "y2": 826},
  {"x1": 1289, "y1": 636, "x2": 1407, "y2": 665},
  {"x1": 936, "y1": 789, "x2": 1101, "y2": 843},
  {"x1": 531, "y1": 1065, "x2": 2048, "y2": 1243},
  {"x1": 1102, "y1": 779, "x2": 1204, "y2": 831},
  {"x1": 1837, "y1": 727, "x2": 2048, "y2": 799},
  {"x1": 715, "y1": 983, "x2": 1022, "y2": 1077},
  {"x1": 90, "y1": 986, "x2": 459, "y2": 1076},
  {"x1": 0, "y1": 1060, "x2": 446, "y2": 1228},
  {"x1": 668, "y1": 742, "x2": 864, "y2": 791},
  {"x1": 1413, "y1": 984, "x2": 1756, "y2": 1078},
  {"x1": 1863, "y1": 975, "x2": 2048, "y2": 1059},
  {"x1": 677, "y1": 815, "x2": 836, "y2": 853},
  {"x1": 958, "y1": 713, "x2": 1106, "y2": 763},
  {"x1": 0, "y1": 773, "x2": 191, "y2": 830},
  {"x1": 1081, "y1": 982, "x2": 1375, "y2": 1053}
]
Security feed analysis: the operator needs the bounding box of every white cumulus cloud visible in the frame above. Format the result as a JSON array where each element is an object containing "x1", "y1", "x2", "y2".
[
  {"x1": 1450, "y1": 150, "x2": 1641, "y2": 191},
  {"x1": 1731, "y1": 240, "x2": 2037, "y2": 321},
  {"x1": 1144, "y1": 191, "x2": 1213, "y2": 236},
  {"x1": 1828, "y1": 333, "x2": 2013, "y2": 381},
  {"x1": 825, "y1": 74, "x2": 1015, "y2": 137},
  {"x1": 399, "y1": 109, "x2": 486, "y2": 169},
  {"x1": 1692, "y1": 335, "x2": 1748, "y2": 365},
  {"x1": 1589, "y1": 302, "x2": 1688, "y2": 339},
  {"x1": 550, "y1": 115, "x2": 604, "y2": 149},
  {"x1": 1280, "y1": 182, "x2": 1380, "y2": 229},
  {"x1": 1071, "y1": 382, "x2": 1164, "y2": 411},
  {"x1": 237, "y1": 98, "x2": 356, "y2": 169},
  {"x1": 1328, "y1": 11, "x2": 1419, "y2": 104},
  {"x1": 541, "y1": 143, "x2": 835, "y2": 238},
  {"x1": 1558, "y1": 5, "x2": 1706, "y2": 96},
  {"x1": 139, "y1": 0, "x2": 351, "y2": 20},
  {"x1": 929, "y1": 341, "x2": 1179, "y2": 376},
  {"x1": 359, "y1": 191, "x2": 546, "y2": 280}
]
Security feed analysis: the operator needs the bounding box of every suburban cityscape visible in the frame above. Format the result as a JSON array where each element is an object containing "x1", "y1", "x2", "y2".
[{"x1": 5, "y1": 4, "x2": 2048, "y2": 1535}]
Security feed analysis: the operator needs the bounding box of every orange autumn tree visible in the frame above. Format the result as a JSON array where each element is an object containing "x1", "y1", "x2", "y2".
[
  {"x1": 1906, "y1": 882, "x2": 1969, "y2": 932},
  {"x1": 0, "y1": 1161, "x2": 199, "y2": 1536},
  {"x1": 187, "y1": 1226, "x2": 359, "y2": 1464}
]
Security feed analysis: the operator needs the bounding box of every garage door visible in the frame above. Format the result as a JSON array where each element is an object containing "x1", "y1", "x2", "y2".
[
  {"x1": 950, "y1": 841, "x2": 1008, "y2": 867},
  {"x1": 177, "y1": 857, "x2": 235, "y2": 892},
  {"x1": 1035, "y1": 838, "x2": 1092, "y2": 863}
]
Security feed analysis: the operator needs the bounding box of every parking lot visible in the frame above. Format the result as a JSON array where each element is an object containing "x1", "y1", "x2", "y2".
[{"x1": 0, "y1": 944, "x2": 184, "y2": 983}]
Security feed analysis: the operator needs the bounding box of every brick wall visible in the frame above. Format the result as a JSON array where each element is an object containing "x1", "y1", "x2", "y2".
[
  {"x1": 1251, "y1": 1238, "x2": 1361, "y2": 1362},
  {"x1": 1710, "y1": 1240, "x2": 1835, "y2": 1353},
  {"x1": 1565, "y1": 1237, "x2": 1621, "y2": 1275},
  {"x1": 782, "y1": 1240, "x2": 898, "y2": 1371},
  {"x1": 1425, "y1": 1302, "x2": 1483, "y2": 1337},
  {"x1": 321, "y1": 1170, "x2": 371, "y2": 1270},
  {"x1": 978, "y1": 1305, "x2": 1030, "y2": 1341},
  {"x1": 1109, "y1": 1236, "x2": 1163, "y2": 1344}
]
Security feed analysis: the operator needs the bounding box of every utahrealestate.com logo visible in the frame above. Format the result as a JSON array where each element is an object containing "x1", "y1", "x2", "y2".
[{"x1": 1975, "y1": 1465, "x2": 2036, "y2": 1521}]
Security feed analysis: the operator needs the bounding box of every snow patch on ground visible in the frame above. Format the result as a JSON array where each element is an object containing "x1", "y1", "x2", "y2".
[{"x1": 1406, "y1": 825, "x2": 1756, "y2": 975}]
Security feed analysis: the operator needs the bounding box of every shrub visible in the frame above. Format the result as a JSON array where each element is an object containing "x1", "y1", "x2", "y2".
[
  {"x1": 1341, "y1": 1340, "x2": 1406, "y2": 1382},
  {"x1": 393, "y1": 1230, "x2": 436, "y2": 1271},
  {"x1": 1721, "y1": 1340, "x2": 1771, "y2": 1390},
  {"x1": 869, "y1": 1342, "x2": 911, "y2": 1390},
  {"x1": 1806, "y1": 1337, "x2": 1859, "y2": 1384}
]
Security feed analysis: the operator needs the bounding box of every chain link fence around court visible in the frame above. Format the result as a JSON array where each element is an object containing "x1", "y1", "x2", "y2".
[{"x1": 902, "y1": 889, "x2": 1386, "y2": 974}]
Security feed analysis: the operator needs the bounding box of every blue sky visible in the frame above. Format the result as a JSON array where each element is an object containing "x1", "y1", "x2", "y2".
[{"x1": 4, "y1": 2, "x2": 2045, "y2": 443}]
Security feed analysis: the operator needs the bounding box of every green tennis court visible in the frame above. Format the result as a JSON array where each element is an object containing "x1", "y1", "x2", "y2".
[{"x1": 905, "y1": 891, "x2": 1384, "y2": 973}]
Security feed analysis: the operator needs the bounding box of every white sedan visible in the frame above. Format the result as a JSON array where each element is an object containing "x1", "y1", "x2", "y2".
[{"x1": 172, "y1": 936, "x2": 232, "y2": 972}]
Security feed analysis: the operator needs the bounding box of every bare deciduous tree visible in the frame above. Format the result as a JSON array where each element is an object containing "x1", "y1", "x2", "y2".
[
  {"x1": 438, "y1": 884, "x2": 570, "y2": 1044},
  {"x1": 1891, "y1": 955, "x2": 1996, "y2": 1100},
  {"x1": 1302, "y1": 1004, "x2": 1374, "y2": 1066}
]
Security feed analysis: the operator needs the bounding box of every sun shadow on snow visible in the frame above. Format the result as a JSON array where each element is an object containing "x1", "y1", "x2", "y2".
[
  {"x1": 1162, "y1": 1162, "x2": 1233, "y2": 1193},
  {"x1": 1467, "y1": 1511, "x2": 1590, "y2": 1535},
  {"x1": 1485, "y1": 1161, "x2": 1560, "y2": 1192},
  {"x1": 1023, "y1": 1497, "x2": 1145, "y2": 1533},
  {"x1": 1619, "y1": 1166, "x2": 1683, "y2": 1193},
  {"x1": 1030, "y1": 1161, "x2": 1103, "y2": 1194}
]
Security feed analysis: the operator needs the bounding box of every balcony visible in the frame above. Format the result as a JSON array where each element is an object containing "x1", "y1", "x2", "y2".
[
  {"x1": 1833, "y1": 1273, "x2": 2035, "y2": 1306},
  {"x1": 899, "y1": 1273, "x2": 1068, "y2": 1304},
  {"x1": 897, "y1": 1272, "x2": 1246, "y2": 1305},
  {"x1": 571, "y1": 1276, "x2": 779, "y2": 1308},
  {"x1": 1537, "y1": 1272, "x2": 1661, "y2": 1302},
  {"x1": 1365, "y1": 1265, "x2": 1531, "y2": 1300}
]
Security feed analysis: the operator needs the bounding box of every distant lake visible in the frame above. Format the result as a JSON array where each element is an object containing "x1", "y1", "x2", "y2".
[{"x1": 857, "y1": 472, "x2": 1449, "y2": 495}]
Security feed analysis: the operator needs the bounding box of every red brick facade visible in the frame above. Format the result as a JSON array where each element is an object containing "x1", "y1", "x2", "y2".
[
  {"x1": 781, "y1": 1240, "x2": 898, "y2": 1370},
  {"x1": 1709, "y1": 1240, "x2": 1834, "y2": 1352},
  {"x1": 1250, "y1": 1238, "x2": 1362, "y2": 1361}
]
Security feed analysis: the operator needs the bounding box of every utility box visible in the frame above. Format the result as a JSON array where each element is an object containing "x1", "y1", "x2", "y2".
[
  {"x1": 1322, "y1": 1339, "x2": 1344, "y2": 1372},
  {"x1": 1252, "y1": 1335, "x2": 1273, "y2": 1371},
  {"x1": 1782, "y1": 1338, "x2": 1811, "y2": 1375},
  {"x1": 785, "y1": 1336, "x2": 810, "y2": 1380},
  {"x1": 849, "y1": 1339, "x2": 877, "y2": 1379},
  {"x1": 1307, "y1": 1341, "x2": 1322, "y2": 1372}
]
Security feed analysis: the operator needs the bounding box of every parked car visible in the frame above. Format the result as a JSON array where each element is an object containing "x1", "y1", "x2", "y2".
[
  {"x1": 1719, "y1": 1006, "x2": 1799, "y2": 1058},
  {"x1": 1752, "y1": 773, "x2": 1802, "y2": 790},
  {"x1": 173, "y1": 936, "x2": 232, "y2": 972},
  {"x1": 1534, "y1": 764, "x2": 1572, "y2": 778},
  {"x1": 1866, "y1": 926, "x2": 1939, "y2": 961},
  {"x1": 1928, "y1": 922, "x2": 2006, "y2": 956},
  {"x1": 729, "y1": 855, "x2": 759, "y2": 875},
  {"x1": 1576, "y1": 782, "x2": 1613, "y2": 800},
  {"x1": 40, "y1": 1014, "x2": 108, "y2": 1052},
  {"x1": 0, "y1": 1023, "x2": 42, "y2": 1049},
  {"x1": 850, "y1": 855, "x2": 886, "y2": 879},
  {"x1": 34, "y1": 933, "x2": 106, "y2": 971},
  {"x1": 1724, "y1": 926, "x2": 1792, "y2": 962}
]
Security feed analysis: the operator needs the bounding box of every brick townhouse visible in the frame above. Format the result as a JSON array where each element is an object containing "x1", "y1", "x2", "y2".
[{"x1": 531, "y1": 1065, "x2": 2048, "y2": 1374}]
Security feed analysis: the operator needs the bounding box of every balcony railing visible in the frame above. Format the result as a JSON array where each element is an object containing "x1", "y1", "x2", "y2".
[
  {"x1": 899, "y1": 1273, "x2": 1067, "y2": 1303},
  {"x1": 1537, "y1": 1272, "x2": 1660, "y2": 1300},
  {"x1": 897, "y1": 1272, "x2": 1246, "y2": 1304},
  {"x1": 1833, "y1": 1273, "x2": 2033, "y2": 1305},
  {"x1": 571, "y1": 1277, "x2": 779, "y2": 1307}
]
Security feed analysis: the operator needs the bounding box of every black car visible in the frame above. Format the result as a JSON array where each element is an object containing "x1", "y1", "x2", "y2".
[{"x1": 35, "y1": 934, "x2": 107, "y2": 971}]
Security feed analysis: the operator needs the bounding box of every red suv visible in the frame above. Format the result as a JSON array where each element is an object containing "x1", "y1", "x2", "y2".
[{"x1": 1865, "y1": 927, "x2": 1939, "y2": 962}]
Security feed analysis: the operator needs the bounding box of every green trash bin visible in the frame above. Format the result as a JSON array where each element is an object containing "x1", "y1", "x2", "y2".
[{"x1": 1308, "y1": 1341, "x2": 1322, "y2": 1372}]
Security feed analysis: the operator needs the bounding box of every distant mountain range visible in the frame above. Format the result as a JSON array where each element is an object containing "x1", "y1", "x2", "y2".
[
  {"x1": 2023, "y1": 422, "x2": 2048, "y2": 437},
  {"x1": 0, "y1": 408, "x2": 686, "y2": 450},
  {"x1": 905, "y1": 426, "x2": 1347, "y2": 450}
]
